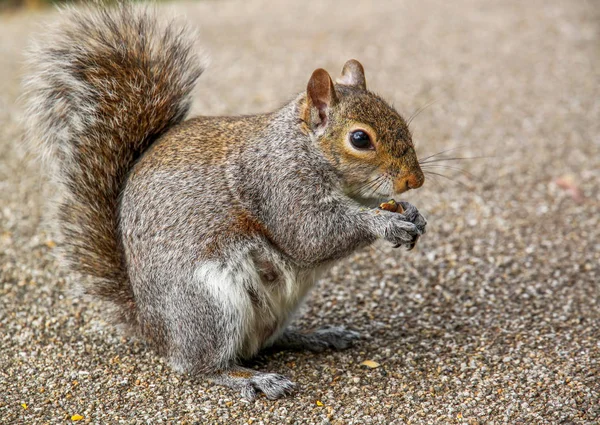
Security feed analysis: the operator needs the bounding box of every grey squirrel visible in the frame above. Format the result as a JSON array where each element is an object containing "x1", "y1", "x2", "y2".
[{"x1": 24, "y1": 4, "x2": 427, "y2": 400}]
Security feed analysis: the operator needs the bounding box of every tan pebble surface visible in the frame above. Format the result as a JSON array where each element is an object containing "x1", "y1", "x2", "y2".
[{"x1": 1, "y1": 0, "x2": 599, "y2": 424}]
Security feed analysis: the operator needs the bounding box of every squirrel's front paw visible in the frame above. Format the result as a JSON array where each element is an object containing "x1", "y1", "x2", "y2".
[
  {"x1": 378, "y1": 201, "x2": 426, "y2": 250},
  {"x1": 397, "y1": 201, "x2": 427, "y2": 235},
  {"x1": 384, "y1": 216, "x2": 421, "y2": 250}
]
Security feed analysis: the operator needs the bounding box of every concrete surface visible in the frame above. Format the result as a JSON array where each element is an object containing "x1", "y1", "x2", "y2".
[{"x1": 0, "y1": 0, "x2": 598, "y2": 423}]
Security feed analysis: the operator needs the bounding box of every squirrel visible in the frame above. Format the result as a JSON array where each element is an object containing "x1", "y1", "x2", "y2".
[{"x1": 24, "y1": 3, "x2": 427, "y2": 400}]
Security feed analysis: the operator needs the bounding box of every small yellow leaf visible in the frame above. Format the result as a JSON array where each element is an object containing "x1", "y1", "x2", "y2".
[
  {"x1": 360, "y1": 360, "x2": 380, "y2": 368},
  {"x1": 71, "y1": 415, "x2": 84, "y2": 421},
  {"x1": 45, "y1": 240, "x2": 56, "y2": 248},
  {"x1": 21, "y1": 403, "x2": 27, "y2": 410},
  {"x1": 316, "y1": 400, "x2": 323, "y2": 406}
]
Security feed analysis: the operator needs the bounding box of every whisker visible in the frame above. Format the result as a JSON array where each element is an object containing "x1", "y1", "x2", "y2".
[
  {"x1": 348, "y1": 176, "x2": 382, "y2": 198},
  {"x1": 357, "y1": 175, "x2": 387, "y2": 198},
  {"x1": 349, "y1": 181, "x2": 372, "y2": 197},
  {"x1": 423, "y1": 172, "x2": 442, "y2": 189},
  {"x1": 423, "y1": 171, "x2": 470, "y2": 189},
  {"x1": 423, "y1": 170, "x2": 452, "y2": 180},
  {"x1": 361, "y1": 177, "x2": 384, "y2": 195},
  {"x1": 359, "y1": 182, "x2": 382, "y2": 198},
  {"x1": 406, "y1": 99, "x2": 438, "y2": 127},
  {"x1": 417, "y1": 146, "x2": 467, "y2": 163},
  {"x1": 420, "y1": 155, "x2": 492, "y2": 165},
  {"x1": 371, "y1": 176, "x2": 388, "y2": 198},
  {"x1": 349, "y1": 177, "x2": 379, "y2": 194},
  {"x1": 420, "y1": 164, "x2": 474, "y2": 178}
]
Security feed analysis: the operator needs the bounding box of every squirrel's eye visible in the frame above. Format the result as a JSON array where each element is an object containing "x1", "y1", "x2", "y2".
[{"x1": 350, "y1": 130, "x2": 373, "y2": 150}]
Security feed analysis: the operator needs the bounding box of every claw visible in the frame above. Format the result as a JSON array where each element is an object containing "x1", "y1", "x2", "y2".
[{"x1": 408, "y1": 235, "x2": 420, "y2": 250}]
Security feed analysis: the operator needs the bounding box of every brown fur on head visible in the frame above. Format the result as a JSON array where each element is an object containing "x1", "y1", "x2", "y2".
[{"x1": 301, "y1": 59, "x2": 424, "y2": 204}]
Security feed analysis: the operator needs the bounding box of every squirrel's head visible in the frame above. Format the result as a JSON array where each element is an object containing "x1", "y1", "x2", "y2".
[{"x1": 300, "y1": 60, "x2": 424, "y2": 205}]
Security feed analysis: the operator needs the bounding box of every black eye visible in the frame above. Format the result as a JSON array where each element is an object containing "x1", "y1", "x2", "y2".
[{"x1": 350, "y1": 130, "x2": 372, "y2": 150}]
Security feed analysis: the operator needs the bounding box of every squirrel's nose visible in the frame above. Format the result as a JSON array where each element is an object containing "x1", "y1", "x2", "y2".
[{"x1": 394, "y1": 173, "x2": 425, "y2": 193}]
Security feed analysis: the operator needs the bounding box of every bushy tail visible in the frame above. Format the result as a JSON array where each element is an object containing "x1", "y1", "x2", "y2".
[{"x1": 24, "y1": 3, "x2": 204, "y2": 327}]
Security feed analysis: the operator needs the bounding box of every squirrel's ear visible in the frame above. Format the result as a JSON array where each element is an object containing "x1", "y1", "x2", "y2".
[
  {"x1": 336, "y1": 59, "x2": 366, "y2": 90},
  {"x1": 305, "y1": 68, "x2": 338, "y2": 129}
]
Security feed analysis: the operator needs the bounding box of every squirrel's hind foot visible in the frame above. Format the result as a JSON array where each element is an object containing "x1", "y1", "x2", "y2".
[
  {"x1": 209, "y1": 367, "x2": 295, "y2": 401},
  {"x1": 269, "y1": 326, "x2": 360, "y2": 353}
]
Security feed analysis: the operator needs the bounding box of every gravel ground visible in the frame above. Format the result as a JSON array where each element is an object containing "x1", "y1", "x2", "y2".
[{"x1": 1, "y1": 0, "x2": 599, "y2": 424}]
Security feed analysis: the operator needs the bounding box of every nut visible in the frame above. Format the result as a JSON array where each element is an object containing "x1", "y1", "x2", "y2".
[{"x1": 379, "y1": 199, "x2": 404, "y2": 214}]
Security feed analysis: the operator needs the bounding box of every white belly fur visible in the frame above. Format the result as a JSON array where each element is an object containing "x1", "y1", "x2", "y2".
[{"x1": 194, "y1": 250, "x2": 329, "y2": 360}]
